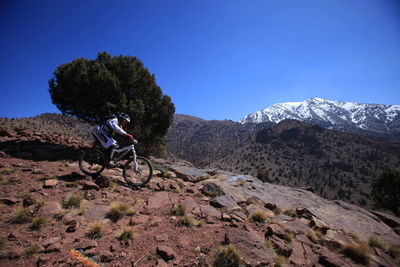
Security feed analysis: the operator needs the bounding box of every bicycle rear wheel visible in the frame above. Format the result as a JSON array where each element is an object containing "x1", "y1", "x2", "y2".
[
  {"x1": 79, "y1": 147, "x2": 106, "y2": 176},
  {"x1": 123, "y1": 156, "x2": 153, "y2": 187}
]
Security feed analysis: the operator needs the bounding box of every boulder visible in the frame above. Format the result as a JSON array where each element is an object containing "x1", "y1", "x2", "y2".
[
  {"x1": 40, "y1": 201, "x2": 62, "y2": 216},
  {"x1": 82, "y1": 180, "x2": 100, "y2": 191},
  {"x1": 0, "y1": 127, "x2": 17, "y2": 137},
  {"x1": 265, "y1": 224, "x2": 286, "y2": 239},
  {"x1": 147, "y1": 191, "x2": 171, "y2": 209},
  {"x1": 199, "y1": 205, "x2": 221, "y2": 219},
  {"x1": 84, "y1": 204, "x2": 108, "y2": 222},
  {"x1": 224, "y1": 226, "x2": 275, "y2": 266},
  {"x1": 169, "y1": 165, "x2": 211, "y2": 182},
  {"x1": 129, "y1": 215, "x2": 149, "y2": 226},
  {"x1": 156, "y1": 246, "x2": 176, "y2": 261},
  {"x1": 370, "y1": 210, "x2": 400, "y2": 228},
  {"x1": 210, "y1": 195, "x2": 240, "y2": 210},
  {"x1": 318, "y1": 247, "x2": 347, "y2": 267},
  {"x1": 43, "y1": 179, "x2": 58, "y2": 188},
  {"x1": 289, "y1": 240, "x2": 319, "y2": 266}
]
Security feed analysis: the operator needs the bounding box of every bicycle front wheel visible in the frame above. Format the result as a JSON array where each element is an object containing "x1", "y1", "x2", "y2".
[
  {"x1": 79, "y1": 147, "x2": 106, "y2": 176},
  {"x1": 123, "y1": 156, "x2": 153, "y2": 187}
]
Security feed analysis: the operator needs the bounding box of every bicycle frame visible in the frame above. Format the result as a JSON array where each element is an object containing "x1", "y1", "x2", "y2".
[{"x1": 112, "y1": 144, "x2": 138, "y2": 170}]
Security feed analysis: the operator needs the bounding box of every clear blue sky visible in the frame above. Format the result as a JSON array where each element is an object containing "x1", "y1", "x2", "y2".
[{"x1": 1, "y1": 0, "x2": 399, "y2": 121}]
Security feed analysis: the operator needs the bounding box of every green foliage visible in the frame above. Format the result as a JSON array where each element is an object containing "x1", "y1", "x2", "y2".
[
  {"x1": 117, "y1": 229, "x2": 134, "y2": 241},
  {"x1": 86, "y1": 223, "x2": 102, "y2": 239},
  {"x1": 63, "y1": 194, "x2": 83, "y2": 209},
  {"x1": 368, "y1": 237, "x2": 388, "y2": 250},
  {"x1": 22, "y1": 244, "x2": 41, "y2": 258},
  {"x1": 10, "y1": 207, "x2": 32, "y2": 224},
  {"x1": 30, "y1": 216, "x2": 48, "y2": 231},
  {"x1": 48, "y1": 51, "x2": 175, "y2": 156},
  {"x1": 214, "y1": 245, "x2": 242, "y2": 267},
  {"x1": 106, "y1": 202, "x2": 131, "y2": 222},
  {"x1": 249, "y1": 210, "x2": 268, "y2": 223},
  {"x1": 341, "y1": 243, "x2": 370, "y2": 265},
  {"x1": 171, "y1": 203, "x2": 186, "y2": 216},
  {"x1": 371, "y1": 169, "x2": 400, "y2": 216},
  {"x1": 257, "y1": 169, "x2": 269, "y2": 182}
]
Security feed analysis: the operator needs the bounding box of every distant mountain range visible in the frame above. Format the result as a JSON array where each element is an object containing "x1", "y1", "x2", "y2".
[{"x1": 239, "y1": 98, "x2": 400, "y2": 143}]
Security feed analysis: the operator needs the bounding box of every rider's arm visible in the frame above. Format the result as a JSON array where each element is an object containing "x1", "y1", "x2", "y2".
[{"x1": 106, "y1": 118, "x2": 128, "y2": 136}]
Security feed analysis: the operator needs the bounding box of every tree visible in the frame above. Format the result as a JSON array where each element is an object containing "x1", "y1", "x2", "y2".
[
  {"x1": 257, "y1": 169, "x2": 269, "y2": 183},
  {"x1": 49, "y1": 52, "x2": 175, "y2": 156},
  {"x1": 371, "y1": 169, "x2": 400, "y2": 216}
]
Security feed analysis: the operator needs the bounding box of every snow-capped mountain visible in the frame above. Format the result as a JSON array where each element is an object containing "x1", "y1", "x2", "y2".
[{"x1": 239, "y1": 98, "x2": 400, "y2": 137}]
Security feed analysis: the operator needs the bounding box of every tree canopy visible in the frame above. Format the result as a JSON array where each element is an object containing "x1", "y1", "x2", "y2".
[
  {"x1": 371, "y1": 169, "x2": 400, "y2": 216},
  {"x1": 49, "y1": 52, "x2": 175, "y2": 156}
]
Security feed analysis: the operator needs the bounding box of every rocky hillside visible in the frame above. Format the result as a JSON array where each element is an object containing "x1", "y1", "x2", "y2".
[
  {"x1": 0, "y1": 131, "x2": 400, "y2": 266},
  {"x1": 167, "y1": 116, "x2": 400, "y2": 209},
  {"x1": 239, "y1": 98, "x2": 400, "y2": 143}
]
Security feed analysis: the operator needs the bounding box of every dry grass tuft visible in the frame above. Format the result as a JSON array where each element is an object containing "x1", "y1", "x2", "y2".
[
  {"x1": 117, "y1": 228, "x2": 134, "y2": 241},
  {"x1": 368, "y1": 237, "x2": 388, "y2": 250},
  {"x1": 86, "y1": 222, "x2": 102, "y2": 239},
  {"x1": 106, "y1": 202, "x2": 131, "y2": 222},
  {"x1": 341, "y1": 243, "x2": 370, "y2": 265},
  {"x1": 214, "y1": 245, "x2": 242, "y2": 267},
  {"x1": 10, "y1": 207, "x2": 32, "y2": 224},
  {"x1": 22, "y1": 244, "x2": 41, "y2": 258},
  {"x1": 171, "y1": 203, "x2": 186, "y2": 216},
  {"x1": 250, "y1": 210, "x2": 268, "y2": 223},
  {"x1": 63, "y1": 194, "x2": 83, "y2": 209},
  {"x1": 30, "y1": 216, "x2": 48, "y2": 231}
]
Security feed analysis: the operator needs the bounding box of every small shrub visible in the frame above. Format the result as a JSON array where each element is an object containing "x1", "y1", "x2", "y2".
[
  {"x1": 22, "y1": 244, "x2": 41, "y2": 258},
  {"x1": 86, "y1": 223, "x2": 102, "y2": 239},
  {"x1": 16, "y1": 192, "x2": 29, "y2": 199},
  {"x1": 341, "y1": 243, "x2": 370, "y2": 265},
  {"x1": 33, "y1": 199, "x2": 45, "y2": 212},
  {"x1": 245, "y1": 198, "x2": 254, "y2": 205},
  {"x1": 53, "y1": 212, "x2": 65, "y2": 221},
  {"x1": 347, "y1": 232, "x2": 360, "y2": 242},
  {"x1": 283, "y1": 209, "x2": 297, "y2": 218},
  {"x1": 0, "y1": 237, "x2": 8, "y2": 256},
  {"x1": 171, "y1": 203, "x2": 186, "y2": 216},
  {"x1": 389, "y1": 246, "x2": 400, "y2": 259},
  {"x1": 250, "y1": 210, "x2": 268, "y2": 223},
  {"x1": 271, "y1": 206, "x2": 281, "y2": 215},
  {"x1": 214, "y1": 245, "x2": 242, "y2": 267},
  {"x1": 306, "y1": 231, "x2": 318, "y2": 243},
  {"x1": 107, "y1": 202, "x2": 131, "y2": 222},
  {"x1": 63, "y1": 194, "x2": 82, "y2": 209},
  {"x1": 314, "y1": 228, "x2": 325, "y2": 239},
  {"x1": 0, "y1": 168, "x2": 15, "y2": 175},
  {"x1": 275, "y1": 255, "x2": 289, "y2": 267},
  {"x1": 30, "y1": 216, "x2": 48, "y2": 231},
  {"x1": 283, "y1": 233, "x2": 294, "y2": 243},
  {"x1": 117, "y1": 229, "x2": 133, "y2": 241},
  {"x1": 200, "y1": 246, "x2": 211, "y2": 254},
  {"x1": 368, "y1": 237, "x2": 388, "y2": 250},
  {"x1": 264, "y1": 240, "x2": 274, "y2": 250},
  {"x1": 10, "y1": 207, "x2": 32, "y2": 224},
  {"x1": 78, "y1": 205, "x2": 88, "y2": 216},
  {"x1": 178, "y1": 215, "x2": 202, "y2": 227}
]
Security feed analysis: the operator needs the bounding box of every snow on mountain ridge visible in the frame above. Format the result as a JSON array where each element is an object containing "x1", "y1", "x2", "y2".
[{"x1": 239, "y1": 98, "x2": 400, "y2": 135}]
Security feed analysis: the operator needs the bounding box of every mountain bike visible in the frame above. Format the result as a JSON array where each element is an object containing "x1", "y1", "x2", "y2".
[{"x1": 79, "y1": 139, "x2": 153, "y2": 187}]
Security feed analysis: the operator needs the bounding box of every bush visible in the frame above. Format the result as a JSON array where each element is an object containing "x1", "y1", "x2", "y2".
[
  {"x1": 63, "y1": 194, "x2": 82, "y2": 209},
  {"x1": 171, "y1": 203, "x2": 186, "y2": 216},
  {"x1": 30, "y1": 216, "x2": 48, "y2": 231},
  {"x1": 117, "y1": 229, "x2": 134, "y2": 241},
  {"x1": 86, "y1": 223, "x2": 102, "y2": 239},
  {"x1": 214, "y1": 245, "x2": 242, "y2": 267},
  {"x1": 106, "y1": 202, "x2": 131, "y2": 222},
  {"x1": 22, "y1": 244, "x2": 41, "y2": 258},
  {"x1": 178, "y1": 215, "x2": 202, "y2": 227},
  {"x1": 10, "y1": 207, "x2": 32, "y2": 224},
  {"x1": 257, "y1": 170, "x2": 269, "y2": 182},
  {"x1": 341, "y1": 243, "x2": 370, "y2": 265},
  {"x1": 371, "y1": 169, "x2": 400, "y2": 216},
  {"x1": 250, "y1": 210, "x2": 268, "y2": 223},
  {"x1": 368, "y1": 237, "x2": 388, "y2": 250}
]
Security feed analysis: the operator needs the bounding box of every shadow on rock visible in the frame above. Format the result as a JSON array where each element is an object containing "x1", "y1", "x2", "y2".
[
  {"x1": 0, "y1": 139, "x2": 83, "y2": 161},
  {"x1": 58, "y1": 172, "x2": 87, "y2": 182}
]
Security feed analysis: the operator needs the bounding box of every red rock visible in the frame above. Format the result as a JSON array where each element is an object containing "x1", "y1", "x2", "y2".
[
  {"x1": 225, "y1": 226, "x2": 275, "y2": 266},
  {"x1": 99, "y1": 250, "x2": 114, "y2": 262},
  {"x1": 18, "y1": 129, "x2": 34, "y2": 136},
  {"x1": 147, "y1": 191, "x2": 171, "y2": 209},
  {"x1": 45, "y1": 242, "x2": 62, "y2": 253},
  {"x1": 43, "y1": 179, "x2": 58, "y2": 188},
  {"x1": 0, "y1": 197, "x2": 19, "y2": 205},
  {"x1": 0, "y1": 127, "x2": 17, "y2": 137},
  {"x1": 42, "y1": 237, "x2": 62, "y2": 248},
  {"x1": 155, "y1": 233, "x2": 169, "y2": 242},
  {"x1": 82, "y1": 180, "x2": 100, "y2": 191},
  {"x1": 40, "y1": 201, "x2": 62, "y2": 216},
  {"x1": 265, "y1": 224, "x2": 286, "y2": 238},
  {"x1": 0, "y1": 151, "x2": 7, "y2": 158},
  {"x1": 129, "y1": 215, "x2": 149, "y2": 226},
  {"x1": 199, "y1": 205, "x2": 221, "y2": 219},
  {"x1": 318, "y1": 247, "x2": 347, "y2": 267},
  {"x1": 156, "y1": 259, "x2": 169, "y2": 266},
  {"x1": 268, "y1": 236, "x2": 292, "y2": 257},
  {"x1": 289, "y1": 241, "x2": 319, "y2": 266},
  {"x1": 156, "y1": 246, "x2": 176, "y2": 261},
  {"x1": 182, "y1": 196, "x2": 198, "y2": 212},
  {"x1": 77, "y1": 240, "x2": 98, "y2": 250}
]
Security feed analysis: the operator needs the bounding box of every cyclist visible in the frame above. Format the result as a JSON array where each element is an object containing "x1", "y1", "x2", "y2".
[{"x1": 92, "y1": 113, "x2": 137, "y2": 166}]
